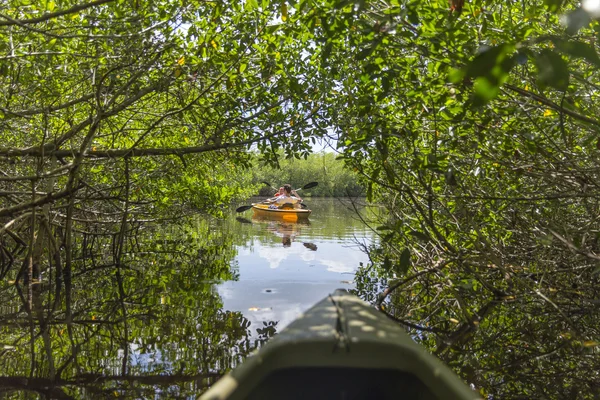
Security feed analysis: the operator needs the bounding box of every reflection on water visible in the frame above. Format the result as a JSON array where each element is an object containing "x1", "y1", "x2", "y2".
[
  {"x1": 219, "y1": 197, "x2": 376, "y2": 336},
  {"x1": 0, "y1": 198, "x2": 375, "y2": 398},
  {"x1": 0, "y1": 216, "x2": 256, "y2": 398}
]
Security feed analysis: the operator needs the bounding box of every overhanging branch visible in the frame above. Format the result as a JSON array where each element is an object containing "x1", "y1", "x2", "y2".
[
  {"x1": 504, "y1": 84, "x2": 600, "y2": 128},
  {"x1": 0, "y1": 140, "x2": 259, "y2": 159},
  {"x1": 0, "y1": 0, "x2": 116, "y2": 27}
]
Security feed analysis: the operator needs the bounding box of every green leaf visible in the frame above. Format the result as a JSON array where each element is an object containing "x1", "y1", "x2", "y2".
[
  {"x1": 535, "y1": 49, "x2": 569, "y2": 91},
  {"x1": 239, "y1": 63, "x2": 247, "y2": 73},
  {"x1": 334, "y1": 0, "x2": 352, "y2": 9},
  {"x1": 448, "y1": 68, "x2": 465, "y2": 84},
  {"x1": 289, "y1": 77, "x2": 303, "y2": 93},
  {"x1": 465, "y1": 46, "x2": 508, "y2": 78},
  {"x1": 398, "y1": 248, "x2": 411, "y2": 274},
  {"x1": 382, "y1": 256, "x2": 392, "y2": 272},
  {"x1": 553, "y1": 39, "x2": 600, "y2": 67},
  {"x1": 245, "y1": 0, "x2": 258, "y2": 11},
  {"x1": 462, "y1": 45, "x2": 516, "y2": 103},
  {"x1": 356, "y1": 45, "x2": 375, "y2": 61},
  {"x1": 544, "y1": 0, "x2": 563, "y2": 13},
  {"x1": 410, "y1": 230, "x2": 429, "y2": 242},
  {"x1": 407, "y1": 9, "x2": 419, "y2": 25},
  {"x1": 474, "y1": 77, "x2": 500, "y2": 102},
  {"x1": 356, "y1": 38, "x2": 382, "y2": 61}
]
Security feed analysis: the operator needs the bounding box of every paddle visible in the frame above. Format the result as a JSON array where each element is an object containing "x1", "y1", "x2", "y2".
[
  {"x1": 292, "y1": 182, "x2": 317, "y2": 210},
  {"x1": 235, "y1": 182, "x2": 318, "y2": 213},
  {"x1": 262, "y1": 181, "x2": 277, "y2": 191},
  {"x1": 295, "y1": 181, "x2": 318, "y2": 192},
  {"x1": 262, "y1": 181, "x2": 318, "y2": 193}
]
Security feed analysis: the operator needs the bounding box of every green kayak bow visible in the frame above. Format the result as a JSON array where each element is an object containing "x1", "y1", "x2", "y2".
[{"x1": 201, "y1": 290, "x2": 480, "y2": 400}]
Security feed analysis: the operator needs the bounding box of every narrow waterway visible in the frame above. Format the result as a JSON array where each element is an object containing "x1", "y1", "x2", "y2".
[
  {"x1": 0, "y1": 197, "x2": 376, "y2": 398},
  {"x1": 219, "y1": 197, "x2": 376, "y2": 337}
]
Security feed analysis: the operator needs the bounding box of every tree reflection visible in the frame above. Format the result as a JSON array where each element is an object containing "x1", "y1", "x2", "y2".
[{"x1": 0, "y1": 218, "x2": 271, "y2": 398}]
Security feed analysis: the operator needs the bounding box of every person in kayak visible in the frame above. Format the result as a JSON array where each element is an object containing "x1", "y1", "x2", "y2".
[{"x1": 267, "y1": 184, "x2": 302, "y2": 209}]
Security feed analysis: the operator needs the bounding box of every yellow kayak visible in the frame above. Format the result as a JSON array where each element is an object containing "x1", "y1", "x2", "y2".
[{"x1": 251, "y1": 203, "x2": 311, "y2": 222}]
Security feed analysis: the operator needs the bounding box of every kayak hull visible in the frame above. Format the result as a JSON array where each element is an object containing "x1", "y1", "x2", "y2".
[
  {"x1": 251, "y1": 204, "x2": 311, "y2": 222},
  {"x1": 200, "y1": 290, "x2": 480, "y2": 400}
]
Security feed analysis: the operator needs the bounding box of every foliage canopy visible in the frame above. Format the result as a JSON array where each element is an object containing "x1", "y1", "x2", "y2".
[{"x1": 314, "y1": 0, "x2": 600, "y2": 397}]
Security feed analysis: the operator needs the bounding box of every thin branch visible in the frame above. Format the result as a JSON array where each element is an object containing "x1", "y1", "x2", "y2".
[
  {"x1": 380, "y1": 308, "x2": 450, "y2": 334},
  {"x1": 0, "y1": 183, "x2": 83, "y2": 218},
  {"x1": 377, "y1": 260, "x2": 449, "y2": 308},
  {"x1": 0, "y1": 0, "x2": 116, "y2": 27},
  {"x1": 548, "y1": 228, "x2": 600, "y2": 261},
  {"x1": 0, "y1": 94, "x2": 94, "y2": 118},
  {"x1": 503, "y1": 84, "x2": 600, "y2": 128}
]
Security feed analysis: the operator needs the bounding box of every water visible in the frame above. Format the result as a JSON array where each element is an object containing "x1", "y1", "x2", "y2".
[
  {"x1": 220, "y1": 197, "x2": 375, "y2": 336},
  {"x1": 0, "y1": 197, "x2": 376, "y2": 398}
]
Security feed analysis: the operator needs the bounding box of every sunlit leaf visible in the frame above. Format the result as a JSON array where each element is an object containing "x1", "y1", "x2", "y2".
[
  {"x1": 245, "y1": 0, "x2": 258, "y2": 11},
  {"x1": 448, "y1": 68, "x2": 465, "y2": 84}
]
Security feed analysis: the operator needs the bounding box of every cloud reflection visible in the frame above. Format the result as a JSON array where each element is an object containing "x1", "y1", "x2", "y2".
[{"x1": 319, "y1": 259, "x2": 355, "y2": 274}]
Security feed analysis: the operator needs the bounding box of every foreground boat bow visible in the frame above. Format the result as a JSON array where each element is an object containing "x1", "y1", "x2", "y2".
[{"x1": 200, "y1": 290, "x2": 480, "y2": 400}]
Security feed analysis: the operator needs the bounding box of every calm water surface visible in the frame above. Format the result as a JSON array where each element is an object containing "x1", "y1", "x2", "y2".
[
  {"x1": 0, "y1": 197, "x2": 375, "y2": 398},
  {"x1": 220, "y1": 197, "x2": 376, "y2": 335}
]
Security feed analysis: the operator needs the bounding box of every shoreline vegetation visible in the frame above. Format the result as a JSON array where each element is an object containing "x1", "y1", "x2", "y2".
[{"x1": 249, "y1": 151, "x2": 365, "y2": 198}]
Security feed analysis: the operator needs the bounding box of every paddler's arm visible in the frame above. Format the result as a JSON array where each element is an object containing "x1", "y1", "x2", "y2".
[
  {"x1": 291, "y1": 190, "x2": 302, "y2": 202},
  {"x1": 265, "y1": 195, "x2": 282, "y2": 203}
]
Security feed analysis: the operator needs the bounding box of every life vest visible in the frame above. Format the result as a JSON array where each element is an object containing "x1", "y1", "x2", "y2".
[{"x1": 274, "y1": 194, "x2": 300, "y2": 205}]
